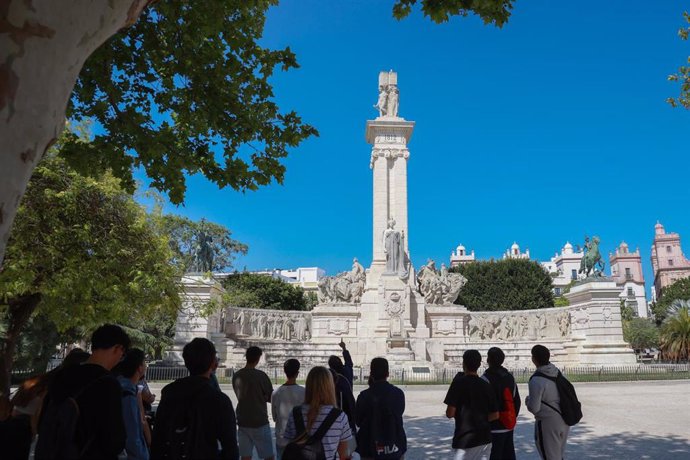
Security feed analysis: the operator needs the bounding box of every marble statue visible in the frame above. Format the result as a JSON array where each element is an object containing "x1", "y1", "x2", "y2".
[
  {"x1": 579, "y1": 235, "x2": 605, "y2": 277},
  {"x1": 373, "y1": 78, "x2": 399, "y2": 118},
  {"x1": 374, "y1": 85, "x2": 388, "y2": 117},
  {"x1": 417, "y1": 259, "x2": 466, "y2": 304},
  {"x1": 317, "y1": 257, "x2": 367, "y2": 304},
  {"x1": 386, "y1": 86, "x2": 399, "y2": 117},
  {"x1": 383, "y1": 219, "x2": 408, "y2": 279}
]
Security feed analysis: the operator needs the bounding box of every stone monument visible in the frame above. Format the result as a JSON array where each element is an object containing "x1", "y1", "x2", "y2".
[{"x1": 169, "y1": 71, "x2": 636, "y2": 369}]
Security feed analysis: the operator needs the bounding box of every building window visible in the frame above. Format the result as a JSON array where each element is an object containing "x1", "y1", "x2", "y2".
[
  {"x1": 625, "y1": 268, "x2": 632, "y2": 280},
  {"x1": 627, "y1": 287, "x2": 634, "y2": 298},
  {"x1": 667, "y1": 245, "x2": 672, "y2": 253},
  {"x1": 571, "y1": 269, "x2": 577, "y2": 280},
  {"x1": 554, "y1": 287, "x2": 562, "y2": 296},
  {"x1": 669, "y1": 259, "x2": 674, "y2": 266}
]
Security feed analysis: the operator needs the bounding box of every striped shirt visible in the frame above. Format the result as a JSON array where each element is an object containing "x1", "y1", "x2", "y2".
[{"x1": 283, "y1": 404, "x2": 353, "y2": 459}]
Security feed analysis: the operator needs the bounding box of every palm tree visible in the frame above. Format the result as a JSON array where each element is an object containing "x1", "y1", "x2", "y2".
[{"x1": 659, "y1": 305, "x2": 690, "y2": 362}]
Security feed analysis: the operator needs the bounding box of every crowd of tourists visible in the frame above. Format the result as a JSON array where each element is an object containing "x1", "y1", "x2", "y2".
[{"x1": 0, "y1": 323, "x2": 582, "y2": 460}]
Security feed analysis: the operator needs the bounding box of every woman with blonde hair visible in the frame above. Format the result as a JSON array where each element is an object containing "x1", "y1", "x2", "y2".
[{"x1": 282, "y1": 366, "x2": 352, "y2": 460}]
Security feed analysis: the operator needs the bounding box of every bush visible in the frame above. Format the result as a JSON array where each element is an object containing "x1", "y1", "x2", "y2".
[{"x1": 450, "y1": 258, "x2": 554, "y2": 311}]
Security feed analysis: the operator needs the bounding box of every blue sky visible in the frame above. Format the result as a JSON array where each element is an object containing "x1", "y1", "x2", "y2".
[{"x1": 140, "y1": 1, "x2": 690, "y2": 294}]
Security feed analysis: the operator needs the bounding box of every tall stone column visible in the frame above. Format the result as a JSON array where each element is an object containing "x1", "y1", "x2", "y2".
[{"x1": 365, "y1": 71, "x2": 414, "y2": 288}]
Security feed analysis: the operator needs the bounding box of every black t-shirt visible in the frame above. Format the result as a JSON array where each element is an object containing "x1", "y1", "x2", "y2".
[{"x1": 443, "y1": 373, "x2": 498, "y2": 449}]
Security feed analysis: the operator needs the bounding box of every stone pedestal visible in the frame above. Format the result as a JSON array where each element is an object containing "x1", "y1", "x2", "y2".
[
  {"x1": 165, "y1": 275, "x2": 225, "y2": 364},
  {"x1": 564, "y1": 279, "x2": 636, "y2": 364}
]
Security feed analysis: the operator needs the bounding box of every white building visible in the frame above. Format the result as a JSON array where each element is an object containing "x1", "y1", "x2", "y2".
[
  {"x1": 541, "y1": 242, "x2": 585, "y2": 296},
  {"x1": 450, "y1": 244, "x2": 476, "y2": 267},
  {"x1": 503, "y1": 242, "x2": 530, "y2": 260},
  {"x1": 251, "y1": 267, "x2": 326, "y2": 291},
  {"x1": 610, "y1": 242, "x2": 649, "y2": 317}
]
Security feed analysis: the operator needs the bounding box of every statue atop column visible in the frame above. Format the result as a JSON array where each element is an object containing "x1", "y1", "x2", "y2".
[
  {"x1": 373, "y1": 70, "x2": 400, "y2": 118},
  {"x1": 383, "y1": 218, "x2": 408, "y2": 279},
  {"x1": 317, "y1": 257, "x2": 367, "y2": 304}
]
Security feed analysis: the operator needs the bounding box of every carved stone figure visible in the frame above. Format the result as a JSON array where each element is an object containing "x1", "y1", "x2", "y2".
[
  {"x1": 374, "y1": 85, "x2": 388, "y2": 117},
  {"x1": 558, "y1": 312, "x2": 571, "y2": 336},
  {"x1": 383, "y1": 219, "x2": 408, "y2": 278},
  {"x1": 317, "y1": 257, "x2": 367, "y2": 304},
  {"x1": 417, "y1": 259, "x2": 467, "y2": 305},
  {"x1": 386, "y1": 86, "x2": 399, "y2": 117}
]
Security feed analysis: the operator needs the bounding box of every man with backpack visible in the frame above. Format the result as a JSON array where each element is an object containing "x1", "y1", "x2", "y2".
[
  {"x1": 35, "y1": 324, "x2": 130, "y2": 460},
  {"x1": 482, "y1": 347, "x2": 520, "y2": 460},
  {"x1": 527, "y1": 345, "x2": 582, "y2": 460},
  {"x1": 233, "y1": 346, "x2": 274, "y2": 460},
  {"x1": 444, "y1": 350, "x2": 498, "y2": 460},
  {"x1": 151, "y1": 338, "x2": 239, "y2": 460},
  {"x1": 355, "y1": 357, "x2": 406, "y2": 460}
]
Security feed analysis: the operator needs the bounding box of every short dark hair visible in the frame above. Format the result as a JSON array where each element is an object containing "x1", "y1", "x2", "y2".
[
  {"x1": 462, "y1": 349, "x2": 482, "y2": 372},
  {"x1": 183, "y1": 338, "x2": 216, "y2": 375},
  {"x1": 114, "y1": 348, "x2": 146, "y2": 378},
  {"x1": 531, "y1": 344, "x2": 551, "y2": 366},
  {"x1": 62, "y1": 348, "x2": 90, "y2": 368},
  {"x1": 284, "y1": 359, "x2": 300, "y2": 379},
  {"x1": 370, "y1": 357, "x2": 389, "y2": 381},
  {"x1": 91, "y1": 324, "x2": 130, "y2": 351},
  {"x1": 328, "y1": 355, "x2": 344, "y2": 373},
  {"x1": 246, "y1": 346, "x2": 262, "y2": 364},
  {"x1": 487, "y1": 347, "x2": 505, "y2": 367}
]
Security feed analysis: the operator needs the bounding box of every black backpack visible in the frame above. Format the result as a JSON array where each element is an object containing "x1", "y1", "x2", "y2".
[
  {"x1": 283, "y1": 406, "x2": 342, "y2": 460},
  {"x1": 157, "y1": 394, "x2": 208, "y2": 460},
  {"x1": 367, "y1": 393, "x2": 405, "y2": 459},
  {"x1": 35, "y1": 376, "x2": 106, "y2": 460},
  {"x1": 531, "y1": 370, "x2": 583, "y2": 426}
]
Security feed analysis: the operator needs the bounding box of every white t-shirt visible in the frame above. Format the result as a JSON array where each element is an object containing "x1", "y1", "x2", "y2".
[{"x1": 272, "y1": 383, "x2": 306, "y2": 447}]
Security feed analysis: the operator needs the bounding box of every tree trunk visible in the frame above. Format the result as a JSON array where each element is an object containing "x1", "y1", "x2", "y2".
[
  {"x1": 0, "y1": 0, "x2": 152, "y2": 267},
  {"x1": 0, "y1": 293, "x2": 42, "y2": 397}
]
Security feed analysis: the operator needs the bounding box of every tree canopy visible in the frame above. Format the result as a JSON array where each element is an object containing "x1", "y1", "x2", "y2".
[
  {"x1": 450, "y1": 259, "x2": 555, "y2": 311},
  {"x1": 623, "y1": 317, "x2": 660, "y2": 351},
  {"x1": 161, "y1": 214, "x2": 247, "y2": 273},
  {"x1": 60, "y1": 1, "x2": 318, "y2": 205},
  {"x1": 0, "y1": 155, "x2": 180, "y2": 394},
  {"x1": 220, "y1": 273, "x2": 309, "y2": 311},
  {"x1": 653, "y1": 277, "x2": 690, "y2": 323},
  {"x1": 667, "y1": 12, "x2": 690, "y2": 109},
  {"x1": 392, "y1": 0, "x2": 513, "y2": 25}
]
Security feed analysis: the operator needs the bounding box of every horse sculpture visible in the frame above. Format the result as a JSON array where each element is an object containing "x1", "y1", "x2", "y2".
[{"x1": 579, "y1": 235, "x2": 605, "y2": 277}]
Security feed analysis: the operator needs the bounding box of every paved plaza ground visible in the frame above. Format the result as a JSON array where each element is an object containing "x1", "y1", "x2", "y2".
[{"x1": 148, "y1": 379, "x2": 690, "y2": 460}]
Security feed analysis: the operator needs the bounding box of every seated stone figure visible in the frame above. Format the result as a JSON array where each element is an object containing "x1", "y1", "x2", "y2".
[
  {"x1": 318, "y1": 258, "x2": 366, "y2": 304},
  {"x1": 417, "y1": 260, "x2": 466, "y2": 305}
]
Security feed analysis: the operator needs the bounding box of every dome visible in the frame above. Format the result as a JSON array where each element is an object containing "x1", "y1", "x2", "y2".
[
  {"x1": 655, "y1": 221, "x2": 665, "y2": 235},
  {"x1": 457, "y1": 244, "x2": 466, "y2": 251},
  {"x1": 563, "y1": 241, "x2": 573, "y2": 254},
  {"x1": 511, "y1": 242, "x2": 519, "y2": 250}
]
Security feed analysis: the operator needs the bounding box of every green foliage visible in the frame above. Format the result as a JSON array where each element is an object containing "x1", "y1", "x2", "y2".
[
  {"x1": 0, "y1": 155, "x2": 182, "y2": 392},
  {"x1": 0, "y1": 156, "x2": 181, "y2": 330},
  {"x1": 449, "y1": 259, "x2": 554, "y2": 311},
  {"x1": 620, "y1": 302, "x2": 635, "y2": 322},
  {"x1": 61, "y1": 1, "x2": 318, "y2": 204},
  {"x1": 623, "y1": 318, "x2": 660, "y2": 351},
  {"x1": 554, "y1": 296, "x2": 570, "y2": 307},
  {"x1": 667, "y1": 12, "x2": 690, "y2": 109},
  {"x1": 653, "y1": 277, "x2": 690, "y2": 323},
  {"x1": 160, "y1": 214, "x2": 247, "y2": 273},
  {"x1": 221, "y1": 273, "x2": 308, "y2": 311},
  {"x1": 659, "y1": 306, "x2": 690, "y2": 362},
  {"x1": 392, "y1": 0, "x2": 514, "y2": 26}
]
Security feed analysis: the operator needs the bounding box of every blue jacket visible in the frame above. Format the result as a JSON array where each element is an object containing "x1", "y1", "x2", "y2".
[
  {"x1": 355, "y1": 381, "x2": 407, "y2": 458},
  {"x1": 117, "y1": 376, "x2": 149, "y2": 460}
]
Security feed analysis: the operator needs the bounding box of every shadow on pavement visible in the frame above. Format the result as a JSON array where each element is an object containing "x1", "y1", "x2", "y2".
[{"x1": 403, "y1": 415, "x2": 690, "y2": 460}]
